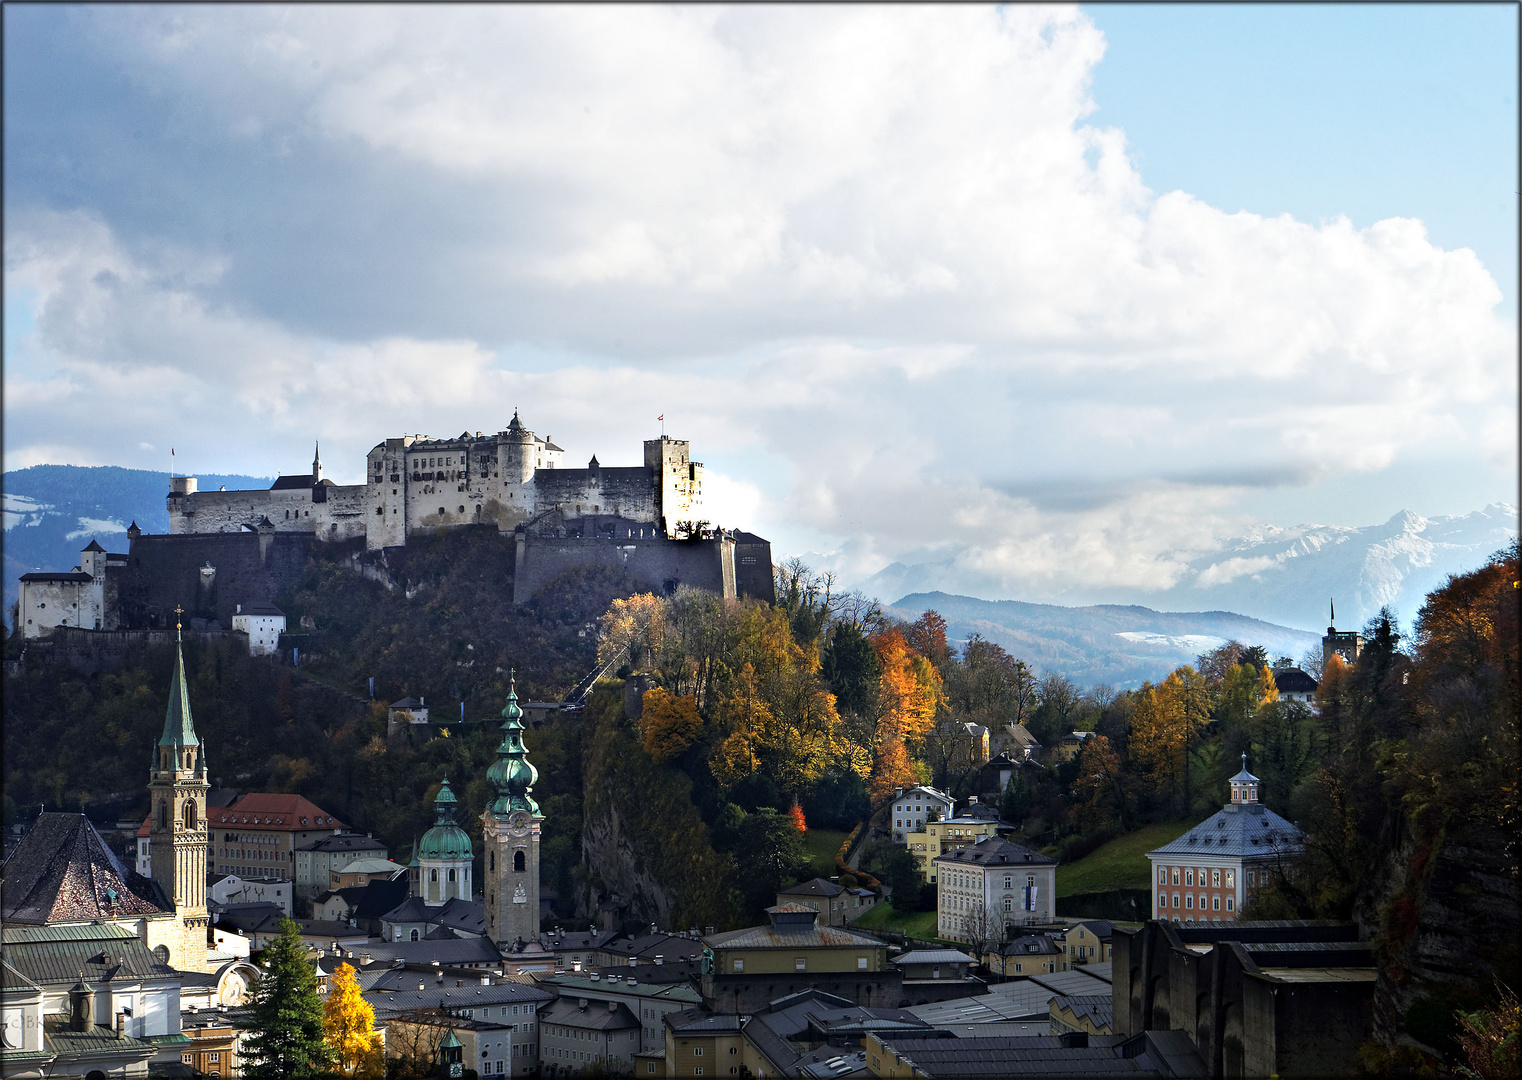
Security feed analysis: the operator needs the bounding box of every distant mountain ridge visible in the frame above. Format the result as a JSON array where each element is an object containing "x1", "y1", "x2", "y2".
[
  {"x1": 866, "y1": 503, "x2": 1516, "y2": 633},
  {"x1": 885, "y1": 591, "x2": 1321, "y2": 689},
  {"x1": 4, "y1": 465, "x2": 273, "y2": 629}
]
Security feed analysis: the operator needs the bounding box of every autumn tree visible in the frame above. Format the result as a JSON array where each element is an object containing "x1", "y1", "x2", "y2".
[
  {"x1": 639, "y1": 687, "x2": 703, "y2": 762},
  {"x1": 240, "y1": 918, "x2": 335, "y2": 1079},
  {"x1": 904, "y1": 610, "x2": 951, "y2": 670},
  {"x1": 322, "y1": 962, "x2": 384, "y2": 1078},
  {"x1": 598, "y1": 592, "x2": 668, "y2": 671},
  {"x1": 1071, "y1": 733, "x2": 1130, "y2": 833},
  {"x1": 866, "y1": 628, "x2": 940, "y2": 802}
]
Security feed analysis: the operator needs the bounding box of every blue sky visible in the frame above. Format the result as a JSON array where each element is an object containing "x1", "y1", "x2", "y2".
[
  {"x1": 4, "y1": 4, "x2": 1516, "y2": 606},
  {"x1": 1085, "y1": 2, "x2": 1518, "y2": 524}
]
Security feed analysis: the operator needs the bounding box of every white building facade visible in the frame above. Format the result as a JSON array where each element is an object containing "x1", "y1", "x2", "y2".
[
  {"x1": 230, "y1": 603, "x2": 286, "y2": 656},
  {"x1": 934, "y1": 836, "x2": 1057, "y2": 942},
  {"x1": 889, "y1": 785, "x2": 955, "y2": 842}
]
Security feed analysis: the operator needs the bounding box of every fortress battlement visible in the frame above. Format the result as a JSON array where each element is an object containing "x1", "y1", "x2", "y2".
[{"x1": 167, "y1": 411, "x2": 706, "y2": 552}]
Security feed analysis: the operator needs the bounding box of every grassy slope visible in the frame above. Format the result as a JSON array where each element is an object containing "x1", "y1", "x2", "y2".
[
  {"x1": 850, "y1": 901, "x2": 940, "y2": 940},
  {"x1": 801, "y1": 828, "x2": 850, "y2": 877},
  {"x1": 1055, "y1": 819, "x2": 1203, "y2": 897}
]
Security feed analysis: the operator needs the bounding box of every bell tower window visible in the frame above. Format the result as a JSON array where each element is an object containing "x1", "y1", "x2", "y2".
[
  {"x1": 182, "y1": 802, "x2": 197, "y2": 831},
  {"x1": 514, "y1": 851, "x2": 525, "y2": 873}
]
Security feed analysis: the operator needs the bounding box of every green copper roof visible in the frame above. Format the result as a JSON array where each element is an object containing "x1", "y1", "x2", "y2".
[
  {"x1": 159, "y1": 623, "x2": 199, "y2": 749},
  {"x1": 418, "y1": 779, "x2": 472, "y2": 861},
  {"x1": 486, "y1": 680, "x2": 539, "y2": 817}
]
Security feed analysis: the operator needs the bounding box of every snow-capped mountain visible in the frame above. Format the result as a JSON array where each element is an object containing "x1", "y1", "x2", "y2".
[{"x1": 865, "y1": 504, "x2": 1516, "y2": 633}]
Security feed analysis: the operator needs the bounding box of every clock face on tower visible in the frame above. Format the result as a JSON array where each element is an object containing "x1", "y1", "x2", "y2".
[{"x1": 507, "y1": 810, "x2": 531, "y2": 838}]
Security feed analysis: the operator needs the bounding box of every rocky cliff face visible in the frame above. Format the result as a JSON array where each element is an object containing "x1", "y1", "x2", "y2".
[
  {"x1": 1360, "y1": 813, "x2": 1520, "y2": 1065},
  {"x1": 577, "y1": 683, "x2": 737, "y2": 932},
  {"x1": 579, "y1": 800, "x2": 678, "y2": 930}
]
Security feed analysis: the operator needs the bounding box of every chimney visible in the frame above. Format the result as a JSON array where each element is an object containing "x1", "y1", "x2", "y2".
[
  {"x1": 116, "y1": 1011, "x2": 127, "y2": 1039},
  {"x1": 608, "y1": 1000, "x2": 618, "y2": 1012}
]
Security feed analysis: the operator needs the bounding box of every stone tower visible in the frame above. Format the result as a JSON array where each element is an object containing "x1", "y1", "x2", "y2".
[
  {"x1": 500, "y1": 410, "x2": 539, "y2": 486},
  {"x1": 148, "y1": 611, "x2": 210, "y2": 971},
  {"x1": 417, "y1": 778, "x2": 473, "y2": 906},
  {"x1": 643, "y1": 435, "x2": 704, "y2": 535},
  {"x1": 1322, "y1": 598, "x2": 1364, "y2": 670},
  {"x1": 483, "y1": 680, "x2": 541, "y2": 949}
]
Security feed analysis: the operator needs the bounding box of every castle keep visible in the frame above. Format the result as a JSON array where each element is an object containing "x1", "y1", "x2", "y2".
[{"x1": 166, "y1": 412, "x2": 705, "y2": 550}]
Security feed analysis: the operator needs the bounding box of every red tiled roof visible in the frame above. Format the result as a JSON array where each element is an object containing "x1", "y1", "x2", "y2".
[
  {"x1": 136, "y1": 815, "x2": 150, "y2": 838},
  {"x1": 211, "y1": 793, "x2": 344, "y2": 831}
]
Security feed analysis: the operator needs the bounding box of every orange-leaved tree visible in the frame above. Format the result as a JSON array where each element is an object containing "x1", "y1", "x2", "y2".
[
  {"x1": 639, "y1": 687, "x2": 703, "y2": 762},
  {"x1": 866, "y1": 628, "x2": 941, "y2": 802},
  {"x1": 788, "y1": 801, "x2": 807, "y2": 836},
  {"x1": 322, "y1": 962, "x2": 383, "y2": 1079}
]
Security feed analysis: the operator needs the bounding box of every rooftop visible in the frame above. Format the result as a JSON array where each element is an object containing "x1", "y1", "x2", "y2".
[
  {"x1": 1, "y1": 813, "x2": 165, "y2": 924},
  {"x1": 212, "y1": 794, "x2": 345, "y2": 831},
  {"x1": 1147, "y1": 803, "x2": 1303, "y2": 859},
  {"x1": 933, "y1": 835, "x2": 1057, "y2": 868}
]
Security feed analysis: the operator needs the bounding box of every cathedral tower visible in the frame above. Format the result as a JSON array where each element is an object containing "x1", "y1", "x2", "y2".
[
  {"x1": 148, "y1": 609, "x2": 210, "y2": 970},
  {"x1": 483, "y1": 680, "x2": 541, "y2": 948}
]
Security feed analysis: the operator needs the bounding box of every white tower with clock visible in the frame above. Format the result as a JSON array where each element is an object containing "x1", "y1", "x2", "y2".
[{"x1": 483, "y1": 680, "x2": 542, "y2": 950}]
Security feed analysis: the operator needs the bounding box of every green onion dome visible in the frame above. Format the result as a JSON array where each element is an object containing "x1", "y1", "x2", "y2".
[
  {"x1": 486, "y1": 680, "x2": 539, "y2": 817},
  {"x1": 417, "y1": 778, "x2": 473, "y2": 861}
]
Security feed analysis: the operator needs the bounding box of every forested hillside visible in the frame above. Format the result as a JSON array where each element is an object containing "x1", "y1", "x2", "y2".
[{"x1": 3, "y1": 531, "x2": 1515, "y2": 1067}]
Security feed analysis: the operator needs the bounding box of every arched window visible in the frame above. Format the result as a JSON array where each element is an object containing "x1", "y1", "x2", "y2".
[
  {"x1": 409, "y1": 929, "x2": 420, "y2": 942},
  {"x1": 158, "y1": 801, "x2": 169, "y2": 828},
  {"x1": 448, "y1": 868, "x2": 456, "y2": 882},
  {"x1": 182, "y1": 802, "x2": 197, "y2": 831},
  {"x1": 430, "y1": 869, "x2": 438, "y2": 882},
  {"x1": 513, "y1": 851, "x2": 525, "y2": 873}
]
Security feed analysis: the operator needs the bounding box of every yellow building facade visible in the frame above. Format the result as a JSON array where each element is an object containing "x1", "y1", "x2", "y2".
[{"x1": 906, "y1": 818, "x2": 1000, "y2": 882}]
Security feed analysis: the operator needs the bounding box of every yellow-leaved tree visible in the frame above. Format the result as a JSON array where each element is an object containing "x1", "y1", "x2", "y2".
[
  {"x1": 322, "y1": 962, "x2": 383, "y2": 1079},
  {"x1": 598, "y1": 593, "x2": 669, "y2": 671}
]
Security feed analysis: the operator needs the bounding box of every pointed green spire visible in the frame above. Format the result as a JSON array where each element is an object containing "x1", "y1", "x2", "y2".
[
  {"x1": 486, "y1": 675, "x2": 538, "y2": 817},
  {"x1": 159, "y1": 607, "x2": 200, "y2": 750}
]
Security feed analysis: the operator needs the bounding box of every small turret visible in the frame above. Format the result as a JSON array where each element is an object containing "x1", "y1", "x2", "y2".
[
  {"x1": 1228, "y1": 754, "x2": 1259, "y2": 805},
  {"x1": 312, "y1": 441, "x2": 323, "y2": 484}
]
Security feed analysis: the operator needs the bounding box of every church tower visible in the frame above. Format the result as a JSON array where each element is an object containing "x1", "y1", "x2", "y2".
[
  {"x1": 483, "y1": 679, "x2": 541, "y2": 949},
  {"x1": 417, "y1": 778, "x2": 473, "y2": 906},
  {"x1": 148, "y1": 609, "x2": 210, "y2": 971}
]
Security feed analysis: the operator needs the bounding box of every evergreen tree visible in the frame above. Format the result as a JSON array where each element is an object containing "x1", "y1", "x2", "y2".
[{"x1": 241, "y1": 918, "x2": 336, "y2": 1079}]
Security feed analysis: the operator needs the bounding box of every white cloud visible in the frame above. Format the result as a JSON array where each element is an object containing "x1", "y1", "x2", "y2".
[{"x1": 4, "y1": 4, "x2": 1515, "y2": 604}]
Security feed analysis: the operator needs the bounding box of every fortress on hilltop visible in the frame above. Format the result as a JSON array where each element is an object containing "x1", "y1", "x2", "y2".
[
  {"x1": 18, "y1": 413, "x2": 771, "y2": 641},
  {"x1": 166, "y1": 411, "x2": 705, "y2": 549}
]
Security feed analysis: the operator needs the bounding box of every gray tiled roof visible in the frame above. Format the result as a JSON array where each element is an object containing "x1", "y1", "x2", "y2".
[
  {"x1": 933, "y1": 835, "x2": 1057, "y2": 868},
  {"x1": 347, "y1": 936, "x2": 501, "y2": 967},
  {"x1": 1051, "y1": 993, "x2": 1114, "y2": 1030},
  {"x1": 540, "y1": 996, "x2": 639, "y2": 1031},
  {"x1": 1147, "y1": 803, "x2": 1303, "y2": 858},
  {"x1": 368, "y1": 981, "x2": 553, "y2": 1019},
  {"x1": 704, "y1": 922, "x2": 885, "y2": 950},
  {"x1": 891, "y1": 950, "x2": 975, "y2": 967},
  {"x1": 666, "y1": 1008, "x2": 746, "y2": 1034},
  {"x1": 779, "y1": 877, "x2": 846, "y2": 898},
  {"x1": 1, "y1": 813, "x2": 165, "y2": 924}
]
